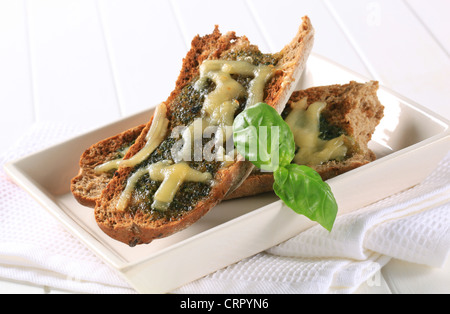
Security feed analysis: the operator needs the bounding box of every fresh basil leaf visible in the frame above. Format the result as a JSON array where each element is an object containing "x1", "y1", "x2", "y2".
[
  {"x1": 233, "y1": 102, "x2": 338, "y2": 232},
  {"x1": 273, "y1": 164, "x2": 338, "y2": 231},
  {"x1": 233, "y1": 102, "x2": 295, "y2": 171}
]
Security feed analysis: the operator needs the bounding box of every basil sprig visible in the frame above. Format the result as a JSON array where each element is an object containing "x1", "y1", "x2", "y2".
[{"x1": 233, "y1": 102, "x2": 338, "y2": 231}]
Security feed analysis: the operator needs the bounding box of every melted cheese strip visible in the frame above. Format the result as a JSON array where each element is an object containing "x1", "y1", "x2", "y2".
[
  {"x1": 119, "y1": 102, "x2": 169, "y2": 168},
  {"x1": 116, "y1": 167, "x2": 149, "y2": 211},
  {"x1": 197, "y1": 60, "x2": 274, "y2": 125},
  {"x1": 247, "y1": 65, "x2": 275, "y2": 108},
  {"x1": 94, "y1": 146, "x2": 130, "y2": 174},
  {"x1": 285, "y1": 99, "x2": 348, "y2": 166},
  {"x1": 94, "y1": 159, "x2": 122, "y2": 174},
  {"x1": 149, "y1": 161, "x2": 212, "y2": 211},
  {"x1": 116, "y1": 160, "x2": 212, "y2": 212},
  {"x1": 94, "y1": 103, "x2": 169, "y2": 174}
]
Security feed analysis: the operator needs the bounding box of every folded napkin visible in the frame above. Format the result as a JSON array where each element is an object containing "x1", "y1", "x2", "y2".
[{"x1": 1, "y1": 123, "x2": 449, "y2": 294}]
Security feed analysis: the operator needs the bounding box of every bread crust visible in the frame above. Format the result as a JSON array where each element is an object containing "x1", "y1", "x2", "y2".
[{"x1": 94, "y1": 17, "x2": 315, "y2": 246}]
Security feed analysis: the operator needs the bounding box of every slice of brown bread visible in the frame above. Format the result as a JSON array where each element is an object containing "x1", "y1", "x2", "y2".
[
  {"x1": 93, "y1": 17, "x2": 315, "y2": 246},
  {"x1": 226, "y1": 80, "x2": 384, "y2": 199}
]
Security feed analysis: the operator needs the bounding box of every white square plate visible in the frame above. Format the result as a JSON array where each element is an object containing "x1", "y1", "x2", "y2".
[{"x1": 5, "y1": 54, "x2": 450, "y2": 293}]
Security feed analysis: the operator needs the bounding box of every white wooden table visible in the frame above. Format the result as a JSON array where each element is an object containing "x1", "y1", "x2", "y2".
[{"x1": 0, "y1": 0, "x2": 449, "y2": 294}]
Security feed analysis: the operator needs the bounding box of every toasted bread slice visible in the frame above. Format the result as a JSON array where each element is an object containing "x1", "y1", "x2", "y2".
[
  {"x1": 226, "y1": 80, "x2": 384, "y2": 199},
  {"x1": 93, "y1": 17, "x2": 315, "y2": 246}
]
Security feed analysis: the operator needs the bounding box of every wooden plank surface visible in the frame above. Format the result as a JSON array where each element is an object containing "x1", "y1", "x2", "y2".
[
  {"x1": 325, "y1": 0, "x2": 450, "y2": 119},
  {"x1": 97, "y1": 0, "x2": 187, "y2": 116}
]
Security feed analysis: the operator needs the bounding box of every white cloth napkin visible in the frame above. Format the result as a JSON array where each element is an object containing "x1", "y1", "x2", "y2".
[{"x1": 1, "y1": 123, "x2": 449, "y2": 294}]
